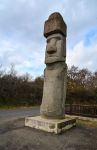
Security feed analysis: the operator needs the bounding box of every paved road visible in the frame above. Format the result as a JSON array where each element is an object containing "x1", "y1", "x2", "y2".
[
  {"x1": 0, "y1": 107, "x2": 97, "y2": 150},
  {"x1": 0, "y1": 107, "x2": 40, "y2": 124}
]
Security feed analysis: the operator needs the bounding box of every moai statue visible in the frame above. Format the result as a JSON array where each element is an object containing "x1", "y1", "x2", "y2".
[
  {"x1": 40, "y1": 12, "x2": 67, "y2": 119},
  {"x1": 25, "y1": 12, "x2": 76, "y2": 134}
]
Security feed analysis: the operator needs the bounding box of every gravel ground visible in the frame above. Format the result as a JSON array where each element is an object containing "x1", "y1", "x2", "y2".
[{"x1": 0, "y1": 107, "x2": 97, "y2": 150}]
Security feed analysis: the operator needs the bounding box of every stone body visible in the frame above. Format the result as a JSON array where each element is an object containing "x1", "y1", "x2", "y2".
[{"x1": 40, "y1": 13, "x2": 67, "y2": 119}]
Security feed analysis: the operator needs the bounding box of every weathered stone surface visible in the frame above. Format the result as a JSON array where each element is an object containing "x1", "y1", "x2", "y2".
[
  {"x1": 25, "y1": 116, "x2": 76, "y2": 134},
  {"x1": 40, "y1": 12, "x2": 67, "y2": 119},
  {"x1": 44, "y1": 12, "x2": 67, "y2": 37},
  {"x1": 40, "y1": 63, "x2": 67, "y2": 119},
  {"x1": 45, "y1": 33, "x2": 66, "y2": 64},
  {"x1": 25, "y1": 12, "x2": 76, "y2": 134}
]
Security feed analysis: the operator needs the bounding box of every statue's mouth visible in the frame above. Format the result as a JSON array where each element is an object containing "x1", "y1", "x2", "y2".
[
  {"x1": 47, "y1": 54, "x2": 55, "y2": 57},
  {"x1": 47, "y1": 55, "x2": 57, "y2": 58}
]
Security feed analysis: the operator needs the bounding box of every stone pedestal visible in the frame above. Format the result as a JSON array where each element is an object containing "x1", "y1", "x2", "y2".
[{"x1": 25, "y1": 116, "x2": 76, "y2": 134}]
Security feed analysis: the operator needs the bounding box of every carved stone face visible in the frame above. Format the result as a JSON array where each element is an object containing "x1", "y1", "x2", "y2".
[{"x1": 45, "y1": 33, "x2": 66, "y2": 64}]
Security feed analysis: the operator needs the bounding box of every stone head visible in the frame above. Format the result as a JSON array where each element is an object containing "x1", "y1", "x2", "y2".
[
  {"x1": 45, "y1": 33, "x2": 66, "y2": 64},
  {"x1": 44, "y1": 12, "x2": 67, "y2": 64}
]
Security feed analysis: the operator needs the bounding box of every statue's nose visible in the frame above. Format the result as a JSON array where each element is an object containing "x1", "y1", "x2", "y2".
[{"x1": 47, "y1": 46, "x2": 57, "y2": 54}]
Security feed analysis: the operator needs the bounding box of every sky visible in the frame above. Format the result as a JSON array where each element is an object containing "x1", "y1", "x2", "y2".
[{"x1": 0, "y1": 0, "x2": 97, "y2": 77}]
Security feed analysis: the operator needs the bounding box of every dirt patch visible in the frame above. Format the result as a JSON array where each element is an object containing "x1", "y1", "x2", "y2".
[{"x1": 77, "y1": 119, "x2": 97, "y2": 128}]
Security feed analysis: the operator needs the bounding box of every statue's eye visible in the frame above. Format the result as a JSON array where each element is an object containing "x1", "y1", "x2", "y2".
[
  {"x1": 47, "y1": 39, "x2": 50, "y2": 43},
  {"x1": 55, "y1": 37, "x2": 61, "y2": 41},
  {"x1": 47, "y1": 36, "x2": 61, "y2": 43}
]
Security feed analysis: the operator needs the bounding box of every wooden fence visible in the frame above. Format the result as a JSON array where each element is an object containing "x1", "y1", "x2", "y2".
[{"x1": 65, "y1": 104, "x2": 97, "y2": 118}]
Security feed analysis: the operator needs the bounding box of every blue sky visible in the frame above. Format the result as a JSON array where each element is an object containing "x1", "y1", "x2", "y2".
[{"x1": 0, "y1": 0, "x2": 97, "y2": 77}]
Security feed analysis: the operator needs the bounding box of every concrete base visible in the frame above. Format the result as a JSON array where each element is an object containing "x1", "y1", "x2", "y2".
[{"x1": 25, "y1": 116, "x2": 76, "y2": 134}]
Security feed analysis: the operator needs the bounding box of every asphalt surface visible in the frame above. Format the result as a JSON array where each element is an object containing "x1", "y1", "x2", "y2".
[{"x1": 0, "y1": 107, "x2": 97, "y2": 150}]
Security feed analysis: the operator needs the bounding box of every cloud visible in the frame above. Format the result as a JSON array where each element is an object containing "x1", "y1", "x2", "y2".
[
  {"x1": 67, "y1": 40, "x2": 97, "y2": 71},
  {"x1": 59, "y1": 0, "x2": 97, "y2": 48},
  {"x1": 0, "y1": 38, "x2": 45, "y2": 76},
  {"x1": 0, "y1": 0, "x2": 97, "y2": 77}
]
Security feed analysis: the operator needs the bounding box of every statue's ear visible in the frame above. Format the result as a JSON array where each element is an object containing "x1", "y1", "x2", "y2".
[{"x1": 64, "y1": 40, "x2": 66, "y2": 57}]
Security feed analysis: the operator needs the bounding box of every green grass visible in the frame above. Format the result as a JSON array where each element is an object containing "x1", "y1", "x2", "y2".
[{"x1": 0, "y1": 104, "x2": 40, "y2": 109}]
